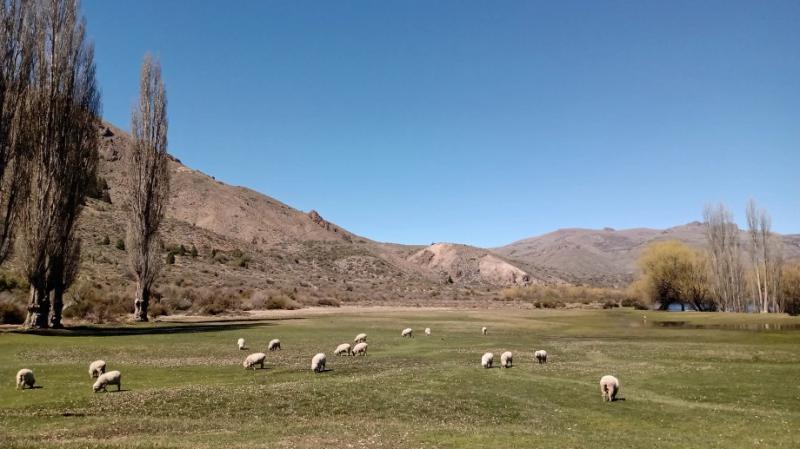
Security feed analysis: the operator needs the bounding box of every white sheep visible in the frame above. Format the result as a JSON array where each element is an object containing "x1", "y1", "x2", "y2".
[
  {"x1": 425, "y1": 327, "x2": 431, "y2": 336},
  {"x1": 481, "y1": 352, "x2": 494, "y2": 368},
  {"x1": 16, "y1": 369, "x2": 35, "y2": 390},
  {"x1": 534, "y1": 350, "x2": 548, "y2": 364},
  {"x1": 334, "y1": 343, "x2": 352, "y2": 356},
  {"x1": 482, "y1": 326, "x2": 488, "y2": 335},
  {"x1": 93, "y1": 370, "x2": 121, "y2": 392},
  {"x1": 237, "y1": 338, "x2": 246, "y2": 350},
  {"x1": 89, "y1": 360, "x2": 106, "y2": 378},
  {"x1": 501, "y1": 351, "x2": 513, "y2": 368},
  {"x1": 243, "y1": 352, "x2": 267, "y2": 370},
  {"x1": 354, "y1": 333, "x2": 367, "y2": 343},
  {"x1": 600, "y1": 375, "x2": 620, "y2": 402},
  {"x1": 352, "y1": 342, "x2": 368, "y2": 356},
  {"x1": 312, "y1": 353, "x2": 327, "y2": 373},
  {"x1": 268, "y1": 339, "x2": 281, "y2": 351},
  {"x1": 402, "y1": 328, "x2": 413, "y2": 338}
]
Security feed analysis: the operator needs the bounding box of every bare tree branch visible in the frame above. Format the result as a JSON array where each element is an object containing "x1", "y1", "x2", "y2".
[{"x1": 124, "y1": 53, "x2": 169, "y2": 322}]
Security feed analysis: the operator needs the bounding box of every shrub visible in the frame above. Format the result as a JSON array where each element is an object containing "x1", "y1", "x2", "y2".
[
  {"x1": 190, "y1": 244, "x2": 198, "y2": 258},
  {"x1": 602, "y1": 300, "x2": 619, "y2": 309},
  {"x1": 621, "y1": 296, "x2": 649, "y2": 310},
  {"x1": 0, "y1": 295, "x2": 25, "y2": 324},
  {"x1": 148, "y1": 301, "x2": 170, "y2": 317},
  {"x1": 0, "y1": 271, "x2": 25, "y2": 291},
  {"x1": 315, "y1": 297, "x2": 340, "y2": 307},
  {"x1": 166, "y1": 252, "x2": 175, "y2": 265},
  {"x1": 100, "y1": 235, "x2": 110, "y2": 245},
  {"x1": 266, "y1": 294, "x2": 300, "y2": 310},
  {"x1": 194, "y1": 295, "x2": 240, "y2": 315},
  {"x1": 63, "y1": 284, "x2": 133, "y2": 324},
  {"x1": 504, "y1": 284, "x2": 632, "y2": 308},
  {"x1": 116, "y1": 238, "x2": 125, "y2": 250}
]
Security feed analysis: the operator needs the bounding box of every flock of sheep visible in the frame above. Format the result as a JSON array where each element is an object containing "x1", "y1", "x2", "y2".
[
  {"x1": 237, "y1": 325, "x2": 619, "y2": 402},
  {"x1": 14, "y1": 325, "x2": 620, "y2": 402},
  {"x1": 15, "y1": 360, "x2": 121, "y2": 393}
]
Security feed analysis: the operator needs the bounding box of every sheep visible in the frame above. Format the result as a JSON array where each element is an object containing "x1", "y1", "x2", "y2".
[
  {"x1": 424, "y1": 327, "x2": 431, "y2": 336},
  {"x1": 334, "y1": 343, "x2": 352, "y2": 356},
  {"x1": 352, "y1": 342, "x2": 368, "y2": 356},
  {"x1": 600, "y1": 375, "x2": 620, "y2": 402},
  {"x1": 268, "y1": 339, "x2": 281, "y2": 351},
  {"x1": 534, "y1": 350, "x2": 548, "y2": 364},
  {"x1": 481, "y1": 352, "x2": 494, "y2": 368},
  {"x1": 312, "y1": 353, "x2": 327, "y2": 373},
  {"x1": 88, "y1": 360, "x2": 106, "y2": 379},
  {"x1": 401, "y1": 328, "x2": 413, "y2": 338},
  {"x1": 93, "y1": 370, "x2": 122, "y2": 392},
  {"x1": 501, "y1": 351, "x2": 513, "y2": 368},
  {"x1": 482, "y1": 326, "x2": 488, "y2": 335},
  {"x1": 16, "y1": 369, "x2": 35, "y2": 390},
  {"x1": 237, "y1": 338, "x2": 246, "y2": 350},
  {"x1": 243, "y1": 352, "x2": 267, "y2": 370},
  {"x1": 354, "y1": 333, "x2": 367, "y2": 343}
]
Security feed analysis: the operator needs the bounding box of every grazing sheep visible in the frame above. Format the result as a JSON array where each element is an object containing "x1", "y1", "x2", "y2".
[
  {"x1": 425, "y1": 327, "x2": 431, "y2": 336},
  {"x1": 334, "y1": 343, "x2": 352, "y2": 356},
  {"x1": 243, "y1": 352, "x2": 267, "y2": 370},
  {"x1": 352, "y1": 342, "x2": 368, "y2": 356},
  {"x1": 501, "y1": 351, "x2": 513, "y2": 368},
  {"x1": 16, "y1": 369, "x2": 35, "y2": 390},
  {"x1": 600, "y1": 375, "x2": 620, "y2": 402},
  {"x1": 312, "y1": 353, "x2": 327, "y2": 373},
  {"x1": 88, "y1": 360, "x2": 106, "y2": 379},
  {"x1": 268, "y1": 339, "x2": 281, "y2": 351},
  {"x1": 237, "y1": 338, "x2": 246, "y2": 350},
  {"x1": 481, "y1": 352, "x2": 494, "y2": 368},
  {"x1": 401, "y1": 328, "x2": 414, "y2": 338},
  {"x1": 482, "y1": 326, "x2": 488, "y2": 335},
  {"x1": 93, "y1": 370, "x2": 122, "y2": 392},
  {"x1": 354, "y1": 333, "x2": 367, "y2": 343},
  {"x1": 534, "y1": 350, "x2": 548, "y2": 364}
]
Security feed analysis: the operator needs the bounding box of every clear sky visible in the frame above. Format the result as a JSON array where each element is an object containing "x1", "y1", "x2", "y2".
[{"x1": 82, "y1": 0, "x2": 799, "y2": 247}]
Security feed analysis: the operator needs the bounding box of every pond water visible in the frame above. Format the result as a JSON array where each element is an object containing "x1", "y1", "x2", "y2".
[{"x1": 648, "y1": 320, "x2": 800, "y2": 331}]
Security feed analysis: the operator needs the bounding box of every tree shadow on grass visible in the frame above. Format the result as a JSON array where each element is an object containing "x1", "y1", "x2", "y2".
[{"x1": 13, "y1": 321, "x2": 280, "y2": 337}]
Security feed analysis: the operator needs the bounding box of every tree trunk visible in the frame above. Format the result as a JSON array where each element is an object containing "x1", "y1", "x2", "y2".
[
  {"x1": 25, "y1": 285, "x2": 50, "y2": 329},
  {"x1": 133, "y1": 281, "x2": 149, "y2": 322},
  {"x1": 49, "y1": 286, "x2": 64, "y2": 328}
]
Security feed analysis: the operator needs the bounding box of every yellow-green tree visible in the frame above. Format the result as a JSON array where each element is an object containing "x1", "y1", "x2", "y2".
[
  {"x1": 781, "y1": 263, "x2": 800, "y2": 316},
  {"x1": 637, "y1": 240, "x2": 714, "y2": 311}
]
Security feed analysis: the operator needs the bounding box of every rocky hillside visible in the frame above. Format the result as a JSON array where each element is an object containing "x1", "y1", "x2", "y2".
[
  {"x1": 494, "y1": 223, "x2": 800, "y2": 287},
  {"x1": 31, "y1": 123, "x2": 552, "y2": 314},
  {"x1": 406, "y1": 243, "x2": 535, "y2": 286},
  {"x1": 6, "y1": 122, "x2": 795, "y2": 312}
]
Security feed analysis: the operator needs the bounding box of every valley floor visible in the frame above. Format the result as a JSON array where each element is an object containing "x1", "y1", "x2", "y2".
[{"x1": 1, "y1": 309, "x2": 799, "y2": 448}]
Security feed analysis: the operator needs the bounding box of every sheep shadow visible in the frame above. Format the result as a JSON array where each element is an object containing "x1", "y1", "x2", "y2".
[{"x1": 96, "y1": 388, "x2": 129, "y2": 393}]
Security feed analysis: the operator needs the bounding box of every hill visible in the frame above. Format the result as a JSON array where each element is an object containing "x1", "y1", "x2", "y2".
[{"x1": 494, "y1": 223, "x2": 800, "y2": 287}]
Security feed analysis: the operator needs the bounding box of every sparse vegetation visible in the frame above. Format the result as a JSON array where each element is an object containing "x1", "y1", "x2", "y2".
[{"x1": 501, "y1": 284, "x2": 638, "y2": 308}]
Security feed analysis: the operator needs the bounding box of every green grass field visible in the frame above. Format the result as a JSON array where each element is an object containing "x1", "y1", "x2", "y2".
[{"x1": 1, "y1": 308, "x2": 799, "y2": 448}]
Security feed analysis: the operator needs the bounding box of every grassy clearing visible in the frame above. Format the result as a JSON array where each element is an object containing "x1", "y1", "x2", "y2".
[{"x1": 1, "y1": 309, "x2": 799, "y2": 448}]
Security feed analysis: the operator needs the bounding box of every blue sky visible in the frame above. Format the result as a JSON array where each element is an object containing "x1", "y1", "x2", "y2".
[{"x1": 83, "y1": 1, "x2": 799, "y2": 247}]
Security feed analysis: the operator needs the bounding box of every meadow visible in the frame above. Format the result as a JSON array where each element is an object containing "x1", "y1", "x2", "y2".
[{"x1": 1, "y1": 308, "x2": 799, "y2": 448}]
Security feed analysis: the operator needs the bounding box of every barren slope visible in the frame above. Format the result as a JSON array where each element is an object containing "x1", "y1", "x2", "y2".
[{"x1": 495, "y1": 222, "x2": 800, "y2": 286}]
